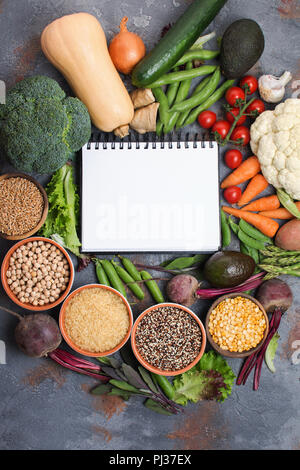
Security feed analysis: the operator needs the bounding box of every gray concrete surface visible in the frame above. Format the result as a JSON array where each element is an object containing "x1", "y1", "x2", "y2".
[{"x1": 0, "y1": 0, "x2": 299, "y2": 451}]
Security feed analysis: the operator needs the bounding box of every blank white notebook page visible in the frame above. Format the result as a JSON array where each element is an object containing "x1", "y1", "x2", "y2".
[{"x1": 81, "y1": 141, "x2": 220, "y2": 252}]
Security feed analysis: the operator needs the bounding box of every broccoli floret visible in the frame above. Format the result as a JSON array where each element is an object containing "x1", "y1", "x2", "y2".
[{"x1": 0, "y1": 76, "x2": 91, "y2": 174}]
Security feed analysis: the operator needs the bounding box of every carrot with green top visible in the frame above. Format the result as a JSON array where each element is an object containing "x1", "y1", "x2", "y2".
[
  {"x1": 221, "y1": 156, "x2": 260, "y2": 189},
  {"x1": 237, "y1": 174, "x2": 269, "y2": 207},
  {"x1": 222, "y1": 206, "x2": 279, "y2": 238},
  {"x1": 242, "y1": 195, "x2": 280, "y2": 212}
]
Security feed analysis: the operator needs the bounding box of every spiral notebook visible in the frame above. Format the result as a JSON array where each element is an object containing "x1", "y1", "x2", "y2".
[{"x1": 81, "y1": 135, "x2": 220, "y2": 253}]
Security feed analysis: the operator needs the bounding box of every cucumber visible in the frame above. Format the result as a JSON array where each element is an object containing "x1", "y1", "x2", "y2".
[{"x1": 131, "y1": 0, "x2": 228, "y2": 87}]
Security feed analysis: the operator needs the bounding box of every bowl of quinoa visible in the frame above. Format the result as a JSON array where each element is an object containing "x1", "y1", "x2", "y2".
[
  {"x1": 206, "y1": 293, "x2": 269, "y2": 358},
  {"x1": 1, "y1": 237, "x2": 74, "y2": 311},
  {"x1": 0, "y1": 173, "x2": 48, "y2": 240},
  {"x1": 59, "y1": 284, "x2": 133, "y2": 357},
  {"x1": 131, "y1": 303, "x2": 206, "y2": 376}
]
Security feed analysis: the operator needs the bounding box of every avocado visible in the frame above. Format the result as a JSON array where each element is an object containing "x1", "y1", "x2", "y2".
[
  {"x1": 220, "y1": 19, "x2": 265, "y2": 79},
  {"x1": 204, "y1": 251, "x2": 255, "y2": 288}
]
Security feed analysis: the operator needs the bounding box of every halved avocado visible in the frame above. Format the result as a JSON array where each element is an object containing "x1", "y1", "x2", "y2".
[
  {"x1": 220, "y1": 19, "x2": 265, "y2": 79},
  {"x1": 204, "y1": 251, "x2": 255, "y2": 288}
]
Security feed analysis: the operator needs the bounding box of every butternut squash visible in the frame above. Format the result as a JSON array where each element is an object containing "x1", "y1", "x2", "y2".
[{"x1": 41, "y1": 13, "x2": 134, "y2": 132}]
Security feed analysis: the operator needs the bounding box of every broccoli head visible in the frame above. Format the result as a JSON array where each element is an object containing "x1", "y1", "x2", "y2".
[{"x1": 0, "y1": 76, "x2": 91, "y2": 174}]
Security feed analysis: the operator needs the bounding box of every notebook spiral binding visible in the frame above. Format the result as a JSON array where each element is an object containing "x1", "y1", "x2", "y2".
[{"x1": 86, "y1": 131, "x2": 216, "y2": 150}]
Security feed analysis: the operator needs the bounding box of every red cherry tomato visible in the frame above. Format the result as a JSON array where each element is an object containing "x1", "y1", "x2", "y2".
[
  {"x1": 224, "y1": 149, "x2": 243, "y2": 169},
  {"x1": 247, "y1": 99, "x2": 265, "y2": 116},
  {"x1": 197, "y1": 110, "x2": 217, "y2": 129},
  {"x1": 225, "y1": 86, "x2": 245, "y2": 107},
  {"x1": 223, "y1": 186, "x2": 242, "y2": 204},
  {"x1": 225, "y1": 107, "x2": 246, "y2": 126},
  {"x1": 239, "y1": 75, "x2": 258, "y2": 95},
  {"x1": 212, "y1": 120, "x2": 231, "y2": 139},
  {"x1": 231, "y1": 125, "x2": 250, "y2": 146}
]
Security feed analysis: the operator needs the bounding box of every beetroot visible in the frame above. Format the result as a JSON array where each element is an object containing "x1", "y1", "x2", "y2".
[
  {"x1": 256, "y1": 279, "x2": 293, "y2": 313},
  {"x1": 166, "y1": 274, "x2": 199, "y2": 306},
  {"x1": 1, "y1": 306, "x2": 61, "y2": 357}
]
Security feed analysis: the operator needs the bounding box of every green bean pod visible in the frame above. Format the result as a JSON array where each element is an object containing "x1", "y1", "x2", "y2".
[
  {"x1": 238, "y1": 229, "x2": 266, "y2": 251},
  {"x1": 175, "y1": 75, "x2": 212, "y2": 129},
  {"x1": 164, "y1": 62, "x2": 193, "y2": 134},
  {"x1": 156, "y1": 118, "x2": 164, "y2": 136},
  {"x1": 151, "y1": 373, "x2": 175, "y2": 400},
  {"x1": 111, "y1": 261, "x2": 145, "y2": 300},
  {"x1": 221, "y1": 209, "x2": 231, "y2": 248},
  {"x1": 239, "y1": 219, "x2": 272, "y2": 244},
  {"x1": 166, "y1": 66, "x2": 180, "y2": 107},
  {"x1": 172, "y1": 67, "x2": 221, "y2": 113},
  {"x1": 152, "y1": 87, "x2": 169, "y2": 126},
  {"x1": 100, "y1": 259, "x2": 127, "y2": 298},
  {"x1": 175, "y1": 49, "x2": 220, "y2": 67},
  {"x1": 182, "y1": 79, "x2": 235, "y2": 127},
  {"x1": 147, "y1": 65, "x2": 217, "y2": 88},
  {"x1": 140, "y1": 270, "x2": 165, "y2": 304},
  {"x1": 94, "y1": 259, "x2": 111, "y2": 286}
]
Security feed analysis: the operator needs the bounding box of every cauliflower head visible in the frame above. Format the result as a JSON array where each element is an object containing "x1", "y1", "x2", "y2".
[{"x1": 250, "y1": 98, "x2": 300, "y2": 199}]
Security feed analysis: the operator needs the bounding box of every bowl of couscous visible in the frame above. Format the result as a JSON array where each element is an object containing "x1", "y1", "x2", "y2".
[
  {"x1": 59, "y1": 284, "x2": 133, "y2": 357},
  {"x1": 205, "y1": 293, "x2": 269, "y2": 358}
]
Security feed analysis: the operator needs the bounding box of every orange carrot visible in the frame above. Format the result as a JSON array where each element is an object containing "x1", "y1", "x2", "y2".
[
  {"x1": 237, "y1": 174, "x2": 269, "y2": 207},
  {"x1": 222, "y1": 206, "x2": 279, "y2": 238},
  {"x1": 221, "y1": 156, "x2": 261, "y2": 189},
  {"x1": 242, "y1": 195, "x2": 280, "y2": 212},
  {"x1": 260, "y1": 202, "x2": 300, "y2": 219}
]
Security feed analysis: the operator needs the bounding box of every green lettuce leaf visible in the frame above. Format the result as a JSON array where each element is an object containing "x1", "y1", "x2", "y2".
[
  {"x1": 40, "y1": 163, "x2": 81, "y2": 257},
  {"x1": 173, "y1": 351, "x2": 235, "y2": 405}
]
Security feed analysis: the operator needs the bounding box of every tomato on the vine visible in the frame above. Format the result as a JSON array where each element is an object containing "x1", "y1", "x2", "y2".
[
  {"x1": 223, "y1": 186, "x2": 242, "y2": 204},
  {"x1": 247, "y1": 99, "x2": 265, "y2": 116},
  {"x1": 239, "y1": 75, "x2": 258, "y2": 95},
  {"x1": 225, "y1": 107, "x2": 246, "y2": 126},
  {"x1": 224, "y1": 149, "x2": 243, "y2": 169},
  {"x1": 231, "y1": 126, "x2": 250, "y2": 146},
  {"x1": 212, "y1": 120, "x2": 231, "y2": 139},
  {"x1": 225, "y1": 87, "x2": 245, "y2": 107},
  {"x1": 197, "y1": 110, "x2": 217, "y2": 129}
]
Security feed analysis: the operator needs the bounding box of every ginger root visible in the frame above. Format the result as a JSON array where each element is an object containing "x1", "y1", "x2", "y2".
[
  {"x1": 130, "y1": 102, "x2": 159, "y2": 134},
  {"x1": 114, "y1": 124, "x2": 130, "y2": 138},
  {"x1": 130, "y1": 88, "x2": 155, "y2": 109}
]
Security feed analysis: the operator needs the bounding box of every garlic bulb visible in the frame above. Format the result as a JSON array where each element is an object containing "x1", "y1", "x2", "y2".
[{"x1": 258, "y1": 71, "x2": 292, "y2": 103}]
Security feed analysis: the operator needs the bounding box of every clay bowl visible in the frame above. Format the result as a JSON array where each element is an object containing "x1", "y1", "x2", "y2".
[
  {"x1": 0, "y1": 172, "x2": 48, "y2": 241},
  {"x1": 205, "y1": 293, "x2": 269, "y2": 358}
]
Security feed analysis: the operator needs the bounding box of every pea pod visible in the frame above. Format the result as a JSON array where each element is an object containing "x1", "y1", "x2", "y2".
[
  {"x1": 140, "y1": 270, "x2": 165, "y2": 304},
  {"x1": 221, "y1": 209, "x2": 231, "y2": 248},
  {"x1": 277, "y1": 188, "x2": 300, "y2": 220},
  {"x1": 162, "y1": 254, "x2": 208, "y2": 270},
  {"x1": 239, "y1": 219, "x2": 272, "y2": 244},
  {"x1": 152, "y1": 87, "x2": 169, "y2": 126},
  {"x1": 175, "y1": 49, "x2": 220, "y2": 67},
  {"x1": 94, "y1": 259, "x2": 110, "y2": 286},
  {"x1": 164, "y1": 62, "x2": 193, "y2": 134},
  {"x1": 119, "y1": 256, "x2": 142, "y2": 282},
  {"x1": 151, "y1": 373, "x2": 175, "y2": 400},
  {"x1": 171, "y1": 67, "x2": 221, "y2": 113},
  {"x1": 228, "y1": 216, "x2": 239, "y2": 235},
  {"x1": 100, "y1": 259, "x2": 127, "y2": 298},
  {"x1": 111, "y1": 261, "x2": 145, "y2": 300},
  {"x1": 181, "y1": 79, "x2": 235, "y2": 128},
  {"x1": 238, "y1": 228, "x2": 266, "y2": 251},
  {"x1": 147, "y1": 65, "x2": 217, "y2": 88}
]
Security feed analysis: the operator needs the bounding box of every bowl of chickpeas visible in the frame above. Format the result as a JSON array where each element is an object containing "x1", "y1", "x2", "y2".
[
  {"x1": 205, "y1": 293, "x2": 269, "y2": 358},
  {"x1": 1, "y1": 237, "x2": 74, "y2": 311}
]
